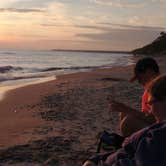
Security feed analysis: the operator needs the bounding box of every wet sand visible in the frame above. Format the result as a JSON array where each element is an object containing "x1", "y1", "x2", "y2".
[{"x1": 0, "y1": 55, "x2": 165, "y2": 166}]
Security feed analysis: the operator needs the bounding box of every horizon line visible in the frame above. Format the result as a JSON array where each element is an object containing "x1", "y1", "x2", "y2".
[{"x1": 51, "y1": 49, "x2": 132, "y2": 54}]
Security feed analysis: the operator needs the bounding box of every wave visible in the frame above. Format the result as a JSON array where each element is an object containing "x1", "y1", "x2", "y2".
[
  {"x1": 0, "y1": 74, "x2": 49, "y2": 82},
  {"x1": 40, "y1": 66, "x2": 102, "y2": 72},
  {"x1": 0, "y1": 65, "x2": 105, "y2": 82},
  {"x1": 0, "y1": 65, "x2": 102, "y2": 74},
  {"x1": 1, "y1": 52, "x2": 16, "y2": 55},
  {"x1": 0, "y1": 66, "x2": 23, "y2": 73}
]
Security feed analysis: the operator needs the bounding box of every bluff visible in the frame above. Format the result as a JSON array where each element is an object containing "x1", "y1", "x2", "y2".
[{"x1": 132, "y1": 32, "x2": 166, "y2": 55}]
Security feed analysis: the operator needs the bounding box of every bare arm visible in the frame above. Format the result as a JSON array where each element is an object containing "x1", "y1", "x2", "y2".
[{"x1": 109, "y1": 100, "x2": 153, "y2": 122}]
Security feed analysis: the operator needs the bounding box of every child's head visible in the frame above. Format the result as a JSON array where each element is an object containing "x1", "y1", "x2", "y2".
[{"x1": 147, "y1": 74, "x2": 166, "y2": 122}]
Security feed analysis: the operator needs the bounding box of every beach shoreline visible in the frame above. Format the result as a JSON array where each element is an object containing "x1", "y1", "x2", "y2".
[
  {"x1": 0, "y1": 55, "x2": 165, "y2": 165},
  {"x1": 0, "y1": 76, "x2": 57, "y2": 101}
]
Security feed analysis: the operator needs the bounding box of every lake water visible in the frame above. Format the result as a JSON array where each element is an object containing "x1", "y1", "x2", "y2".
[{"x1": 0, "y1": 49, "x2": 134, "y2": 96}]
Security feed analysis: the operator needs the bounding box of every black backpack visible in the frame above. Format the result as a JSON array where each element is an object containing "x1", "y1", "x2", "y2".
[{"x1": 97, "y1": 131, "x2": 125, "y2": 153}]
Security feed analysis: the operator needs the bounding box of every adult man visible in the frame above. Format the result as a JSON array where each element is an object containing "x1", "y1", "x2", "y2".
[{"x1": 109, "y1": 57, "x2": 160, "y2": 136}]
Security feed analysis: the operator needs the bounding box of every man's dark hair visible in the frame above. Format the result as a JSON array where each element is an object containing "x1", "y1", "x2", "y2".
[
  {"x1": 130, "y1": 57, "x2": 160, "y2": 82},
  {"x1": 135, "y1": 57, "x2": 160, "y2": 74}
]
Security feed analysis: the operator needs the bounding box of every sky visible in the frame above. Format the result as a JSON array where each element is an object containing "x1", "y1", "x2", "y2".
[{"x1": 0, "y1": 0, "x2": 166, "y2": 51}]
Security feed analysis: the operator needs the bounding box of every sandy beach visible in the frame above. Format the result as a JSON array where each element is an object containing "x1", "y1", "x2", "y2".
[{"x1": 0, "y1": 55, "x2": 165, "y2": 166}]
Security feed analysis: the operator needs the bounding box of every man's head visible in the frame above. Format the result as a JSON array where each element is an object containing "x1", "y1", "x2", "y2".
[
  {"x1": 147, "y1": 74, "x2": 166, "y2": 122},
  {"x1": 130, "y1": 57, "x2": 160, "y2": 86}
]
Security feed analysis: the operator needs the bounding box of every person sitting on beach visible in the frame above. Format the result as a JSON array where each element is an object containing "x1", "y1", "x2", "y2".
[
  {"x1": 83, "y1": 74, "x2": 166, "y2": 166},
  {"x1": 109, "y1": 57, "x2": 160, "y2": 137}
]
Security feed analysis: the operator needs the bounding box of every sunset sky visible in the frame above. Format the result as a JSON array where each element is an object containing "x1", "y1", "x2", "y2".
[{"x1": 0, "y1": 0, "x2": 166, "y2": 51}]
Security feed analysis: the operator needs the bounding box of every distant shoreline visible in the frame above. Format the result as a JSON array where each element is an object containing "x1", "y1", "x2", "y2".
[
  {"x1": 0, "y1": 48, "x2": 132, "y2": 54},
  {"x1": 51, "y1": 49, "x2": 132, "y2": 54}
]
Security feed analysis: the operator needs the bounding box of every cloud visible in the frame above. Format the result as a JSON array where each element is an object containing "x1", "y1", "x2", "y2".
[
  {"x1": 91, "y1": 0, "x2": 146, "y2": 8},
  {"x1": 40, "y1": 23, "x2": 72, "y2": 28},
  {"x1": 91, "y1": 0, "x2": 166, "y2": 9},
  {"x1": 42, "y1": 1, "x2": 72, "y2": 25},
  {"x1": 76, "y1": 28, "x2": 159, "y2": 40},
  {"x1": 39, "y1": 21, "x2": 166, "y2": 39},
  {"x1": 0, "y1": 8, "x2": 45, "y2": 13},
  {"x1": 99, "y1": 22, "x2": 166, "y2": 31},
  {"x1": 76, "y1": 30, "x2": 159, "y2": 50},
  {"x1": 74, "y1": 22, "x2": 165, "y2": 50},
  {"x1": 0, "y1": 0, "x2": 53, "y2": 8},
  {"x1": 158, "y1": 0, "x2": 166, "y2": 7},
  {"x1": 74, "y1": 22, "x2": 165, "y2": 33}
]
